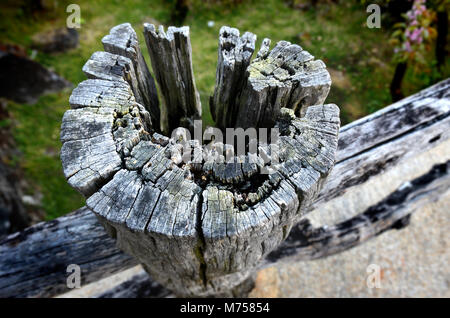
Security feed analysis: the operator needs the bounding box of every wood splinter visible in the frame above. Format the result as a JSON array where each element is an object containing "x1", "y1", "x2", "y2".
[{"x1": 60, "y1": 23, "x2": 340, "y2": 297}]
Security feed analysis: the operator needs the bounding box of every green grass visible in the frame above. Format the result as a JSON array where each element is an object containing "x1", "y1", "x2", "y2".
[
  {"x1": 7, "y1": 93, "x2": 83, "y2": 220},
  {"x1": 0, "y1": 0, "x2": 447, "y2": 219}
]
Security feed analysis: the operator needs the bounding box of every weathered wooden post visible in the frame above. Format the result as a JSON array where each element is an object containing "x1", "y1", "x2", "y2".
[{"x1": 60, "y1": 23, "x2": 340, "y2": 297}]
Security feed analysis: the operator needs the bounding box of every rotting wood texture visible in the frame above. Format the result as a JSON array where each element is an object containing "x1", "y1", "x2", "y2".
[
  {"x1": 1, "y1": 79, "x2": 448, "y2": 298},
  {"x1": 102, "y1": 23, "x2": 160, "y2": 131},
  {"x1": 143, "y1": 24, "x2": 202, "y2": 134},
  {"x1": 59, "y1": 23, "x2": 339, "y2": 297}
]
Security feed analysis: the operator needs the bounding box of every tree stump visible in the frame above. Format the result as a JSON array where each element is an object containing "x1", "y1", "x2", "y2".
[{"x1": 60, "y1": 23, "x2": 340, "y2": 297}]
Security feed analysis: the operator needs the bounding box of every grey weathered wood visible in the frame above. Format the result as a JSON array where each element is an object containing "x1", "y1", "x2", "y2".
[
  {"x1": 264, "y1": 160, "x2": 450, "y2": 265},
  {"x1": 210, "y1": 26, "x2": 256, "y2": 130},
  {"x1": 61, "y1": 79, "x2": 150, "y2": 197},
  {"x1": 81, "y1": 98, "x2": 450, "y2": 295},
  {"x1": 102, "y1": 23, "x2": 160, "y2": 131},
  {"x1": 336, "y1": 78, "x2": 449, "y2": 163},
  {"x1": 82, "y1": 51, "x2": 135, "y2": 84},
  {"x1": 316, "y1": 115, "x2": 450, "y2": 210},
  {"x1": 72, "y1": 159, "x2": 450, "y2": 298},
  {"x1": 58, "y1": 25, "x2": 341, "y2": 297},
  {"x1": 0, "y1": 207, "x2": 137, "y2": 298},
  {"x1": 0, "y1": 78, "x2": 448, "y2": 298},
  {"x1": 233, "y1": 39, "x2": 331, "y2": 129},
  {"x1": 196, "y1": 104, "x2": 339, "y2": 296},
  {"x1": 143, "y1": 24, "x2": 201, "y2": 134},
  {"x1": 76, "y1": 105, "x2": 339, "y2": 297}
]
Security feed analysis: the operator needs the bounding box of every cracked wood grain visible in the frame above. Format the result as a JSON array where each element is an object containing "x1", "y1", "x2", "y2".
[
  {"x1": 102, "y1": 23, "x2": 160, "y2": 131},
  {"x1": 58, "y1": 24, "x2": 340, "y2": 297},
  {"x1": 143, "y1": 24, "x2": 201, "y2": 134},
  {"x1": 232, "y1": 39, "x2": 331, "y2": 129},
  {"x1": 0, "y1": 78, "x2": 448, "y2": 298},
  {"x1": 83, "y1": 158, "x2": 450, "y2": 298},
  {"x1": 210, "y1": 26, "x2": 256, "y2": 131}
]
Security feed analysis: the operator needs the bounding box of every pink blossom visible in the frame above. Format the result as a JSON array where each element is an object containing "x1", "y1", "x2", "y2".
[{"x1": 410, "y1": 28, "x2": 422, "y2": 42}]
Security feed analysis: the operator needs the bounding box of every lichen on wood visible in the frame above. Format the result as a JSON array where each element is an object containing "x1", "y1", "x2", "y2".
[
  {"x1": 102, "y1": 23, "x2": 160, "y2": 131},
  {"x1": 234, "y1": 40, "x2": 331, "y2": 129}
]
